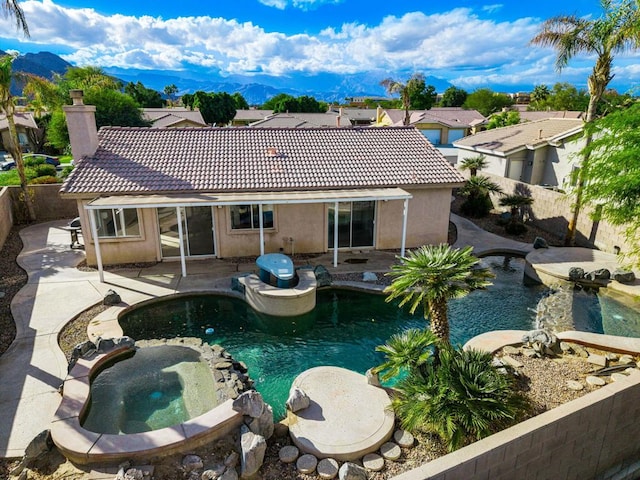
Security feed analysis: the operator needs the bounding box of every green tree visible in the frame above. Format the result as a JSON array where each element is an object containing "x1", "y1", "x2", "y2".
[
  {"x1": 580, "y1": 102, "x2": 640, "y2": 268},
  {"x1": 262, "y1": 93, "x2": 297, "y2": 112},
  {"x1": 486, "y1": 110, "x2": 520, "y2": 129},
  {"x1": 373, "y1": 328, "x2": 438, "y2": 382},
  {"x1": 531, "y1": 0, "x2": 640, "y2": 245},
  {"x1": 459, "y1": 175, "x2": 504, "y2": 218},
  {"x1": 181, "y1": 93, "x2": 194, "y2": 109},
  {"x1": 84, "y1": 89, "x2": 150, "y2": 128},
  {"x1": 232, "y1": 92, "x2": 249, "y2": 110},
  {"x1": 164, "y1": 84, "x2": 178, "y2": 106},
  {"x1": 381, "y1": 74, "x2": 435, "y2": 124},
  {"x1": 459, "y1": 154, "x2": 488, "y2": 177},
  {"x1": 2, "y1": 0, "x2": 29, "y2": 36},
  {"x1": 499, "y1": 194, "x2": 535, "y2": 235},
  {"x1": 530, "y1": 84, "x2": 550, "y2": 104},
  {"x1": 440, "y1": 86, "x2": 467, "y2": 107},
  {"x1": 384, "y1": 244, "x2": 494, "y2": 344},
  {"x1": 463, "y1": 88, "x2": 513, "y2": 116},
  {"x1": 124, "y1": 81, "x2": 163, "y2": 108},
  {"x1": 0, "y1": 54, "x2": 35, "y2": 221},
  {"x1": 529, "y1": 82, "x2": 589, "y2": 112}
]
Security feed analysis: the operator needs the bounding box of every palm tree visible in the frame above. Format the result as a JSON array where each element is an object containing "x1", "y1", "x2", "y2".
[
  {"x1": 499, "y1": 194, "x2": 535, "y2": 235},
  {"x1": 384, "y1": 245, "x2": 494, "y2": 344},
  {"x1": 2, "y1": 0, "x2": 29, "y2": 36},
  {"x1": 373, "y1": 328, "x2": 437, "y2": 382},
  {"x1": 531, "y1": 0, "x2": 640, "y2": 245},
  {"x1": 459, "y1": 154, "x2": 488, "y2": 177},
  {"x1": 381, "y1": 77, "x2": 411, "y2": 126},
  {"x1": 164, "y1": 84, "x2": 178, "y2": 107},
  {"x1": 458, "y1": 175, "x2": 504, "y2": 218},
  {"x1": 0, "y1": 54, "x2": 36, "y2": 221}
]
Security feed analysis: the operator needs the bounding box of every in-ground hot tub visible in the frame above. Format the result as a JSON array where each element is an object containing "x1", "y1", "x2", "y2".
[
  {"x1": 51, "y1": 339, "x2": 247, "y2": 465},
  {"x1": 82, "y1": 344, "x2": 218, "y2": 434}
]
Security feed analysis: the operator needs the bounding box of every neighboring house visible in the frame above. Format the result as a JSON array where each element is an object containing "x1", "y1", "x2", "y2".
[
  {"x1": 518, "y1": 110, "x2": 584, "y2": 122},
  {"x1": 232, "y1": 109, "x2": 274, "y2": 126},
  {"x1": 61, "y1": 91, "x2": 464, "y2": 278},
  {"x1": 454, "y1": 118, "x2": 585, "y2": 187},
  {"x1": 141, "y1": 108, "x2": 208, "y2": 128},
  {"x1": 0, "y1": 111, "x2": 38, "y2": 153},
  {"x1": 248, "y1": 112, "x2": 352, "y2": 128},
  {"x1": 327, "y1": 107, "x2": 377, "y2": 126},
  {"x1": 374, "y1": 107, "x2": 486, "y2": 164}
]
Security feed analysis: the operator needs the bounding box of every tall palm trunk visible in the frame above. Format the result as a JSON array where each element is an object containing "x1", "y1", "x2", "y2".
[
  {"x1": 428, "y1": 299, "x2": 449, "y2": 343},
  {"x1": 5, "y1": 106, "x2": 36, "y2": 222}
]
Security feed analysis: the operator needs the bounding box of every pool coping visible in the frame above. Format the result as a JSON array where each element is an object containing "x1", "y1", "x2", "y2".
[{"x1": 50, "y1": 344, "x2": 244, "y2": 465}]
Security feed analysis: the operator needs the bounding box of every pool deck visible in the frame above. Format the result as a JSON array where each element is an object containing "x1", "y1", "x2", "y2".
[{"x1": 0, "y1": 214, "x2": 639, "y2": 459}]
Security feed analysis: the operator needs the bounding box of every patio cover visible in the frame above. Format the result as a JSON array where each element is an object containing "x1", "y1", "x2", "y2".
[{"x1": 85, "y1": 188, "x2": 412, "y2": 281}]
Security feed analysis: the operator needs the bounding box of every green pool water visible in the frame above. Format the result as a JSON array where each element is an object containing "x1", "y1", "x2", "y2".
[{"x1": 120, "y1": 256, "x2": 640, "y2": 419}]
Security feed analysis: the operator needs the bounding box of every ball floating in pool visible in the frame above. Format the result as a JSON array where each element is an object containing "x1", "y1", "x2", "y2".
[
  {"x1": 149, "y1": 391, "x2": 163, "y2": 400},
  {"x1": 205, "y1": 327, "x2": 215, "y2": 335}
]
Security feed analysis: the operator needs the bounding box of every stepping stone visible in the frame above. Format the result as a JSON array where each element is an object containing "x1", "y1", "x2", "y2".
[
  {"x1": 619, "y1": 355, "x2": 635, "y2": 365},
  {"x1": 611, "y1": 373, "x2": 628, "y2": 382},
  {"x1": 626, "y1": 368, "x2": 638, "y2": 374},
  {"x1": 317, "y1": 458, "x2": 339, "y2": 479},
  {"x1": 587, "y1": 354, "x2": 607, "y2": 367},
  {"x1": 501, "y1": 355, "x2": 524, "y2": 369},
  {"x1": 296, "y1": 454, "x2": 318, "y2": 474},
  {"x1": 586, "y1": 376, "x2": 606, "y2": 386},
  {"x1": 362, "y1": 453, "x2": 385, "y2": 472},
  {"x1": 393, "y1": 429, "x2": 414, "y2": 448},
  {"x1": 279, "y1": 445, "x2": 299, "y2": 464},
  {"x1": 380, "y1": 442, "x2": 401, "y2": 460},
  {"x1": 566, "y1": 380, "x2": 584, "y2": 391}
]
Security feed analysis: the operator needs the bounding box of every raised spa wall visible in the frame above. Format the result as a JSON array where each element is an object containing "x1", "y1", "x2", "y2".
[{"x1": 239, "y1": 269, "x2": 317, "y2": 316}]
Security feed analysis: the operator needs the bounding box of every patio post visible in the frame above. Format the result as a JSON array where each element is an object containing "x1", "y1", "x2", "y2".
[
  {"x1": 258, "y1": 203, "x2": 265, "y2": 256},
  {"x1": 400, "y1": 198, "x2": 408, "y2": 258},
  {"x1": 176, "y1": 207, "x2": 187, "y2": 277},
  {"x1": 333, "y1": 201, "x2": 339, "y2": 268},
  {"x1": 88, "y1": 209, "x2": 104, "y2": 283}
]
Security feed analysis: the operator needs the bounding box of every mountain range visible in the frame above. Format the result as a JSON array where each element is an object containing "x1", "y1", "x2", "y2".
[{"x1": 4, "y1": 50, "x2": 456, "y2": 105}]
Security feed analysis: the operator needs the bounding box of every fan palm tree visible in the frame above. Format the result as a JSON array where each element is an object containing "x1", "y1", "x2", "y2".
[
  {"x1": 459, "y1": 154, "x2": 488, "y2": 177},
  {"x1": 458, "y1": 175, "x2": 504, "y2": 218},
  {"x1": 499, "y1": 194, "x2": 534, "y2": 222},
  {"x1": 0, "y1": 54, "x2": 35, "y2": 221},
  {"x1": 531, "y1": 0, "x2": 640, "y2": 245},
  {"x1": 373, "y1": 328, "x2": 438, "y2": 382},
  {"x1": 2, "y1": 0, "x2": 29, "y2": 36},
  {"x1": 384, "y1": 245, "x2": 494, "y2": 344}
]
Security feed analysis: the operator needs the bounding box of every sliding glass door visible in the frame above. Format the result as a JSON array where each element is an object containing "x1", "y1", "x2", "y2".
[
  {"x1": 328, "y1": 201, "x2": 375, "y2": 249},
  {"x1": 157, "y1": 206, "x2": 215, "y2": 258}
]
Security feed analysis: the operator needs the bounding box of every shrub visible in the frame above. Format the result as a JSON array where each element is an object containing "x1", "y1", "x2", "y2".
[
  {"x1": 60, "y1": 165, "x2": 74, "y2": 179},
  {"x1": 29, "y1": 175, "x2": 60, "y2": 184},
  {"x1": 505, "y1": 222, "x2": 528, "y2": 235},
  {"x1": 34, "y1": 164, "x2": 57, "y2": 178},
  {"x1": 460, "y1": 194, "x2": 494, "y2": 217},
  {"x1": 23, "y1": 156, "x2": 45, "y2": 167}
]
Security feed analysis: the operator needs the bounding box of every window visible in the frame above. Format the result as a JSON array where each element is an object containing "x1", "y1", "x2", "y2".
[
  {"x1": 95, "y1": 208, "x2": 140, "y2": 238},
  {"x1": 230, "y1": 205, "x2": 274, "y2": 230}
]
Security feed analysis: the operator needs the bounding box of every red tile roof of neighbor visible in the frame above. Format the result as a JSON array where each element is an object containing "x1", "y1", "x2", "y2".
[{"x1": 60, "y1": 126, "x2": 464, "y2": 195}]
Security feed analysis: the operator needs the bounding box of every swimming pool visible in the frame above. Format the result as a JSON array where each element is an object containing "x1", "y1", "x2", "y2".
[{"x1": 120, "y1": 256, "x2": 640, "y2": 418}]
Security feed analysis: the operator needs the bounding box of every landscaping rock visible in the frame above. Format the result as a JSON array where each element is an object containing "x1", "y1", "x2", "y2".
[
  {"x1": 278, "y1": 446, "x2": 299, "y2": 464},
  {"x1": 560, "y1": 342, "x2": 573, "y2": 353},
  {"x1": 573, "y1": 345, "x2": 590, "y2": 358},
  {"x1": 247, "y1": 402, "x2": 274, "y2": 439},
  {"x1": 123, "y1": 469, "x2": 144, "y2": 480},
  {"x1": 586, "y1": 376, "x2": 606, "y2": 387},
  {"x1": 605, "y1": 352, "x2": 619, "y2": 362},
  {"x1": 502, "y1": 345, "x2": 520, "y2": 355},
  {"x1": 366, "y1": 368, "x2": 381, "y2": 387},
  {"x1": 224, "y1": 452, "x2": 239, "y2": 468},
  {"x1": 584, "y1": 268, "x2": 610, "y2": 281},
  {"x1": 501, "y1": 355, "x2": 524, "y2": 369},
  {"x1": 619, "y1": 355, "x2": 635, "y2": 365},
  {"x1": 393, "y1": 429, "x2": 415, "y2": 448},
  {"x1": 522, "y1": 329, "x2": 557, "y2": 347},
  {"x1": 286, "y1": 386, "x2": 310, "y2": 412},
  {"x1": 533, "y1": 237, "x2": 548, "y2": 249},
  {"x1": 201, "y1": 464, "x2": 225, "y2": 479},
  {"x1": 362, "y1": 453, "x2": 385, "y2": 471},
  {"x1": 317, "y1": 458, "x2": 339, "y2": 479},
  {"x1": 568, "y1": 267, "x2": 585, "y2": 281},
  {"x1": 220, "y1": 468, "x2": 238, "y2": 480},
  {"x1": 182, "y1": 455, "x2": 203, "y2": 472},
  {"x1": 233, "y1": 391, "x2": 265, "y2": 418},
  {"x1": 24, "y1": 430, "x2": 52, "y2": 461},
  {"x1": 566, "y1": 380, "x2": 584, "y2": 391},
  {"x1": 380, "y1": 442, "x2": 402, "y2": 460},
  {"x1": 273, "y1": 421, "x2": 289, "y2": 438},
  {"x1": 239, "y1": 426, "x2": 266, "y2": 478},
  {"x1": 314, "y1": 265, "x2": 332, "y2": 287},
  {"x1": 612, "y1": 270, "x2": 635, "y2": 284},
  {"x1": 103, "y1": 289, "x2": 122, "y2": 305},
  {"x1": 362, "y1": 272, "x2": 378, "y2": 282},
  {"x1": 611, "y1": 373, "x2": 629, "y2": 382},
  {"x1": 339, "y1": 462, "x2": 367, "y2": 480},
  {"x1": 296, "y1": 454, "x2": 318, "y2": 474}
]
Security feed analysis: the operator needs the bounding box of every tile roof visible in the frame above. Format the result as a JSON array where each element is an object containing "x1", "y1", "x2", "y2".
[
  {"x1": 249, "y1": 112, "x2": 352, "y2": 128},
  {"x1": 382, "y1": 108, "x2": 486, "y2": 128},
  {"x1": 141, "y1": 108, "x2": 207, "y2": 127},
  {"x1": 60, "y1": 126, "x2": 464, "y2": 195},
  {"x1": 453, "y1": 118, "x2": 584, "y2": 154},
  {"x1": 518, "y1": 110, "x2": 585, "y2": 122},
  {"x1": 0, "y1": 112, "x2": 38, "y2": 130}
]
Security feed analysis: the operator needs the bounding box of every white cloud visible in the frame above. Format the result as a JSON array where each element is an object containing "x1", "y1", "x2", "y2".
[
  {"x1": 482, "y1": 4, "x2": 503, "y2": 14},
  {"x1": 258, "y1": 0, "x2": 342, "y2": 10},
  {"x1": 1, "y1": 0, "x2": 635, "y2": 90}
]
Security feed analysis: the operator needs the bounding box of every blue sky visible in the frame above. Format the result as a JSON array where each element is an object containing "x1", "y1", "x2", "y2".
[{"x1": 1, "y1": 0, "x2": 639, "y2": 93}]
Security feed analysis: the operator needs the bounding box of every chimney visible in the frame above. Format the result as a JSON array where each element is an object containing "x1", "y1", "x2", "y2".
[
  {"x1": 63, "y1": 90, "x2": 98, "y2": 162},
  {"x1": 336, "y1": 114, "x2": 341, "y2": 127},
  {"x1": 538, "y1": 129, "x2": 543, "y2": 139},
  {"x1": 376, "y1": 105, "x2": 383, "y2": 124}
]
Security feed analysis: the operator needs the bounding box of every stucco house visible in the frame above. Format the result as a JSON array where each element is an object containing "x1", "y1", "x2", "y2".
[
  {"x1": 453, "y1": 118, "x2": 585, "y2": 187},
  {"x1": 141, "y1": 108, "x2": 208, "y2": 128},
  {"x1": 0, "y1": 111, "x2": 38, "y2": 153},
  {"x1": 60, "y1": 90, "x2": 464, "y2": 280},
  {"x1": 248, "y1": 112, "x2": 352, "y2": 128},
  {"x1": 232, "y1": 109, "x2": 274, "y2": 126}
]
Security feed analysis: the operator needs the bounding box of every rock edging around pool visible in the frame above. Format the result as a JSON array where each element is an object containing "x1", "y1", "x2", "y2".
[{"x1": 51, "y1": 337, "x2": 253, "y2": 465}]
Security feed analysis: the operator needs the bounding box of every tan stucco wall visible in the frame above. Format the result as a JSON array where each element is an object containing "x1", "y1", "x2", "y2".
[
  {"x1": 78, "y1": 201, "x2": 161, "y2": 266},
  {"x1": 0, "y1": 187, "x2": 13, "y2": 251}
]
